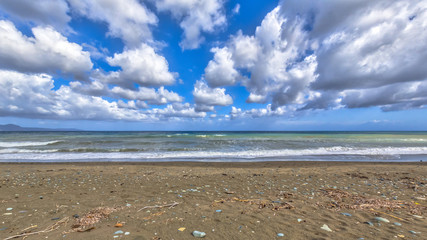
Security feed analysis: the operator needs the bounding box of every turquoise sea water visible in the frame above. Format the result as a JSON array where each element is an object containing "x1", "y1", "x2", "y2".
[{"x1": 0, "y1": 131, "x2": 426, "y2": 162}]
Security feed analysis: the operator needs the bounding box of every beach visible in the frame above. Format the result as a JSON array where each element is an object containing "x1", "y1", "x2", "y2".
[{"x1": 0, "y1": 162, "x2": 425, "y2": 239}]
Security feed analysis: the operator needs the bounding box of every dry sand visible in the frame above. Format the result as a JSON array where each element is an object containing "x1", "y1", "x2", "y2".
[{"x1": 0, "y1": 162, "x2": 426, "y2": 240}]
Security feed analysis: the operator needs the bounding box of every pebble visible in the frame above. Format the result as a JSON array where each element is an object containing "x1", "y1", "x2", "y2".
[
  {"x1": 0, "y1": 227, "x2": 7, "y2": 231},
  {"x1": 297, "y1": 219, "x2": 303, "y2": 223},
  {"x1": 321, "y1": 224, "x2": 332, "y2": 232},
  {"x1": 277, "y1": 233, "x2": 284, "y2": 237},
  {"x1": 73, "y1": 214, "x2": 79, "y2": 218},
  {"x1": 3, "y1": 213, "x2": 12, "y2": 216},
  {"x1": 364, "y1": 221, "x2": 374, "y2": 226},
  {"x1": 215, "y1": 210, "x2": 222, "y2": 213},
  {"x1": 192, "y1": 230, "x2": 206, "y2": 238},
  {"x1": 51, "y1": 217, "x2": 60, "y2": 220},
  {"x1": 114, "y1": 230, "x2": 124, "y2": 234},
  {"x1": 341, "y1": 213, "x2": 352, "y2": 217},
  {"x1": 124, "y1": 232, "x2": 130, "y2": 235},
  {"x1": 6, "y1": 208, "x2": 13, "y2": 211},
  {"x1": 39, "y1": 196, "x2": 43, "y2": 199},
  {"x1": 178, "y1": 227, "x2": 186, "y2": 232},
  {"x1": 412, "y1": 215, "x2": 423, "y2": 219},
  {"x1": 126, "y1": 203, "x2": 132, "y2": 207},
  {"x1": 394, "y1": 222, "x2": 402, "y2": 226},
  {"x1": 375, "y1": 217, "x2": 390, "y2": 223},
  {"x1": 409, "y1": 230, "x2": 420, "y2": 234}
]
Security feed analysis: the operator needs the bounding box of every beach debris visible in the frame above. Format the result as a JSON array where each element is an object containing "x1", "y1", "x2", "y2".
[
  {"x1": 4, "y1": 218, "x2": 69, "y2": 240},
  {"x1": 409, "y1": 230, "x2": 420, "y2": 234},
  {"x1": 412, "y1": 215, "x2": 423, "y2": 219},
  {"x1": 394, "y1": 222, "x2": 402, "y2": 226},
  {"x1": 114, "y1": 230, "x2": 124, "y2": 234},
  {"x1": 215, "y1": 209, "x2": 222, "y2": 213},
  {"x1": 6, "y1": 207, "x2": 13, "y2": 211},
  {"x1": 114, "y1": 223, "x2": 123, "y2": 227},
  {"x1": 73, "y1": 214, "x2": 79, "y2": 218},
  {"x1": 297, "y1": 218, "x2": 303, "y2": 223},
  {"x1": 137, "y1": 201, "x2": 179, "y2": 212},
  {"x1": 341, "y1": 212, "x2": 352, "y2": 217},
  {"x1": 124, "y1": 232, "x2": 130, "y2": 235},
  {"x1": 213, "y1": 197, "x2": 294, "y2": 211},
  {"x1": 192, "y1": 230, "x2": 206, "y2": 238},
  {"x1": 277, "y1": 233, "x2": 285, "y2": 237},
  {"x1": 71, "y1": 206, "x2": 119, "y2": 232},
  {"x1": 397, "y1": 234, "x2": 405, "y2": 238},
  {"x1": 375, "y1": 217, "x2": 390, "y2": 223},
  {"x1": 51, "y1": 217, "x2": 60, "y2": 220},
  {"x1": 3, "y1": 213, "x2": 12, "y2": 216},
  {"x1": 319, "y1": 189, "x2": 425, "y2": 215},
  {"x1": 321, "y1": 224, "x2": 333, "y2": 232},
  {"x1": 178, "y1": 227, "x2": 186, "y2": 232},
  {"x1": 364, "y1": 221, "x2": 374, "y2": 226},
  {"x1": 0, "y1": 227, "x2": 8, "y2": 231}
]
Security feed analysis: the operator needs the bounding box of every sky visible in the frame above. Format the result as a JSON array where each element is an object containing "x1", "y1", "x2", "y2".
[{"x1": 0, "y1": 0, "x2": 426, "y2": 131}]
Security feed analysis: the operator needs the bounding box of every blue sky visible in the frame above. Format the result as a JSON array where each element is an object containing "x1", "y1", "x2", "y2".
[{"x1": 0, "y1": 0, "x2": 426, "y2": 131}]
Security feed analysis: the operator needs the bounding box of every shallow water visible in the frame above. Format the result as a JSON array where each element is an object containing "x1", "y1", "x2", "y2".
[{"x1": 0, "y1": 131, "x2": 426, "y2": 162}]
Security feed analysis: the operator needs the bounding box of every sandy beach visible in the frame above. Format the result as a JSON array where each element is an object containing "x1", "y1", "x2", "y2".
[{"x1": 0, "y1": 162, "x2": 426, "y2": 240}]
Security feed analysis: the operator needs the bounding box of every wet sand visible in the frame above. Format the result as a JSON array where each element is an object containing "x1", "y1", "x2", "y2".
[{"x1": 0, "y1": 162, "x2": 426, "y2": 240}]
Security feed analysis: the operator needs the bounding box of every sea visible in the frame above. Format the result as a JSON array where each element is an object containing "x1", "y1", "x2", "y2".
[{"x1": 0, "y1": 131, "x2": 426, "y2": 162}]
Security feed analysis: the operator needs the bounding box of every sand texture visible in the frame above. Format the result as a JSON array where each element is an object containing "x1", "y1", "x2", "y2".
[{"x1": 0, "y1": 162, "x2": 426, "y2": 239}]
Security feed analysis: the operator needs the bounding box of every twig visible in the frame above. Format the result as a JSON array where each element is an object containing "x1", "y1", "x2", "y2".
[
  {"x1": 137, "y1": 202, "x2": 179, "y2": 212},
  {"x1": 4, "y1": 217, "x2": 69, "y2": 240},
  {"x1": 369, "y1": 208, "x2": 406, "y2": 221}
]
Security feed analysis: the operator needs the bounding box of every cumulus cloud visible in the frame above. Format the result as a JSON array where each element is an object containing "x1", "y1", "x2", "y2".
[
  {"x1": 0, "y1": 20, "x2": 93, "y2": 79},
  {"x1": 0, "y1": 0, "x2": 70, "y2": 30},
  {"x1": 203, "y1": 0, "x2": 427, "y2": 114},
  {"x1": 111, "y1": 86, "x2": 183, "y2": 105},
  {"x1": 154, "y1": 0, "x2": 226, "y2": 50},
  {"x1": 149, "y1": 103, "x2": 206, "y2": 118},
  {"x1": 205, "y1": 47, "x2": 240, "y2": 87},
  {"x1": 193, "y1": 81, "x2": 233, "y2": 112},
  {"x1": 106, "y1": 44, "x2": 177, "y2": 87},
  {"x1": 0, "y1": 70, "x2": 148, "y2": 120},
  {"x1": 68, "y1": 0, "x2": 157, "y2": 47}
]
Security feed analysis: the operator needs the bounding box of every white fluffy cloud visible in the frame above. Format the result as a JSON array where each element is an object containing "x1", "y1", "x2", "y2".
[
  {"x1": 111, "y1": 86, "x2": 183, "y2": 105},
  {"x1": 68, "y1": 0, "x2": 157, "y2": 47},
  {"x1": 106, "y1": 44, "x2": 177, "y2": 87},
  {"x1": 203, "y1": 0, "x2": 427, "y2": 113},
  {"x1": 0, "y1": 0, "x2": 70, "y2": 30},
  {"x1": 149, "y1": 103, "x2": 206, "y2": 118},
  {"x1": 154, "y1": 0, "x2": 226, "y2": 49},
  {"x1": 0, "y1": 70, "x2": 148, "y2": 120},
  {"x1": 205, "y1": 47, "x2": 239, "y2": 87},
  {"x1": 0, "y1": 20, "x2": 93, "y2": 79},
  {"x1": 193, "y1": 81, "x2": 233, "y2": 112}
]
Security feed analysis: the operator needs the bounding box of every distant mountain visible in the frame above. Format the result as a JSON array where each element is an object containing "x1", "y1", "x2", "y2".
[{"x1": 0, "y1": 124, "x2": 80, "y2": 131}]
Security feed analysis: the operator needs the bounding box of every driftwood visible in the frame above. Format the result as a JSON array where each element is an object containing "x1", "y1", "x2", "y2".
[
  {"x1": 137, "y1": 202, "x2": 179, "y2": 212},
  {"x1": 4, "y1": 217, "x2": 69, "y2": 240}
]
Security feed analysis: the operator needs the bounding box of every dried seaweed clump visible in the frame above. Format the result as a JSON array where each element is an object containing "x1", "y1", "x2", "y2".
[
  {"x1": 213, "y1": 197, "x2": 294, "y2": 211},
  {"x1": 71, "y1": 207, "x2": 120, "y2": 232},
  {"x1": 320, "y1": 188, "x2": 425, "y2": 215}
]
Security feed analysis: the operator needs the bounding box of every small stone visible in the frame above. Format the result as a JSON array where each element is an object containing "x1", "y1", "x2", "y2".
[
  {"x1": 39, "y1": 196, "x2": 43, "y2": 199},
  {"x1": 297, "y1": 218, "x2": 303, "y2": 222},
  {"x1": 0, "y1": 227, "x2": 7, "y2": 231},
  {"x1": 375, "y1": 217, "x2": 390, "y2": 223},
  {"x1": 114, "y1": 230, "x2": 124, "y2": 234},
  {"x1": 277, "y1": 233, "x2": 285, "y2": 237},
  {"x1": 394, "y1": 222, "x2": 402, "y2": 226},
  {"x1": 126, "y1": 203, "x2": 132, "y2": 207},
  {"x1": 114, "y1": 223, "x2": 123, "y2": 227},
  {"x1": 73, "y1": 214, "x2": 79, "y2": 218},
  {"x1": 192, "y1": 230, "x2": 206, "y2": 238},
  {"x1": 412, "y1": 215, "x2": 423, "y2": 219},
  {"x1": 178, "y1": 227, "x2": 186, "y2": 232},
  {"x1": 124, "y1": 232, "x2": 130, "y2": 235},
  {"x1": 321, "y1": 224, "x2": 332, "y2": 232},
  {"x1": 215, "y1": 210, "x2": 222, "y2": 213},
  {"x1": 51, "y1": 217, "x2": 60, "y2": 220},
  {"x1": 397, "y1": 234, "x2": 405, "y2": 238},
  {"x1": 364, "y1": 221, "x2": 374, "y2": 226},
  {"x1": 3, "y1": 213, "x2": 12, "y2": 216},
  {"x1": 6, "y1": 208, "x2": 13, "y2": 211},
  {"x1": 409, "y1": 230, "x2": 420, "y2": 234},
  {"x1": 341, "y1": 213, "x2": 352, "y2": 217}
]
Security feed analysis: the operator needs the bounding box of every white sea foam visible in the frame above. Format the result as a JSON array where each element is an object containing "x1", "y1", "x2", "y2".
[
  {"x1": 0, "y1": 141, "x2": 61, "y2": 148},
  {"x1": 0, "y1": 146, "x2": 426, "y2": 161}
]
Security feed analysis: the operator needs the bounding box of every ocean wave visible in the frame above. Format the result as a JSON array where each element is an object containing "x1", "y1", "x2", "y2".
[
  {"x1": 1, "y1": 146, "x2": 427, "y2": 161},
  {"x1": 0, "y1": 140, "x2": 61, "y2": 148}
]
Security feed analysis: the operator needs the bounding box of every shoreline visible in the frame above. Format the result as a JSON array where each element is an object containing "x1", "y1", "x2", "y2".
[{"x1": 1, "y1": 161, "x2": 426, "y2": 239}]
